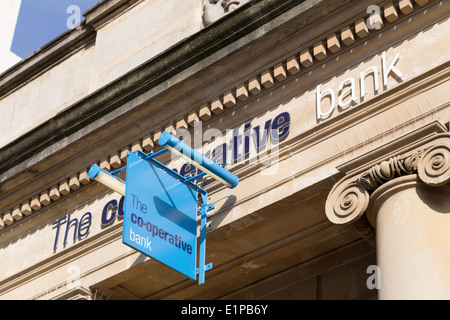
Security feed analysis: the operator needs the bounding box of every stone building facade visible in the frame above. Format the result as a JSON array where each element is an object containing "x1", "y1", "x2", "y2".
[{"x1": 0, "y1": 0, "x2": 448, "y2": 300}]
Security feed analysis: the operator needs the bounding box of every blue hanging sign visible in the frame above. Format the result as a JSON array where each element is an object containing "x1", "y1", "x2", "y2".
[
  {"x1": 89, "y1": 131, "x2": 239, "y2": 284},
  {"x1": 122, "y1": 152, "x2": 199, "y2": 280}
]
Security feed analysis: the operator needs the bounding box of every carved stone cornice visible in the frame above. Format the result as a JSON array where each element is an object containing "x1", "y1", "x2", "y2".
[{"x1": 325, "y1": 132, "x2": 450, "y2": 246}]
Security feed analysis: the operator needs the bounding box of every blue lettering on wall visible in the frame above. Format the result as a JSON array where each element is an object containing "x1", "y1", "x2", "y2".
[
  {"x1": 101, "y1": 196, "x2": 124, "y2": 226},
  {"x1": 178, "y1": 111, "x2": 291, "y2": 177},
  {"x1": 52, "y1": 212, "x2": 92, "y2": 251},
  {"x1": 52, "y1": 196, "x2": 124, "y2": 251},
  {"x1": 271, "y1": 112, "x2": 291, "y2": 141},
  {"x1": 253, "y1": 119, "x2": 272, "y2": 150}
]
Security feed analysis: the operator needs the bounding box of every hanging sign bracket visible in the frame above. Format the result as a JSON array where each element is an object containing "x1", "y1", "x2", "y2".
[{"x1": 88, "y1": 131, "x2": 238, "y2": 285}]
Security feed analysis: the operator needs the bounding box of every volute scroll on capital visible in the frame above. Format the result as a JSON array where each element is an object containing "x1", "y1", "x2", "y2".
[
  {"x1": 417, "y1": 143, "x2": 450, "y2": 186},
  {"x1": 325, "y1": 133, "x2": 450, "y2": 237}
]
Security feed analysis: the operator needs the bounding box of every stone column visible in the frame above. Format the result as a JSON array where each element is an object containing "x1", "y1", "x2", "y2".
[{"x1": 325, "y1": 133, "x2": 450, "y2": 300}]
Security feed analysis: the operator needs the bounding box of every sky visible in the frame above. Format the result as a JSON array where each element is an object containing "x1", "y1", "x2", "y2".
[{"x1": 11, "y1": 0, "x2": 100, "y2": 59}]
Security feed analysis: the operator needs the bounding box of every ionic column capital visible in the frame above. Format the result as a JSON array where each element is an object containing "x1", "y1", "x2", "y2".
[{"x1": 325, "y1": 133, "x2": 450, "y2": 244}]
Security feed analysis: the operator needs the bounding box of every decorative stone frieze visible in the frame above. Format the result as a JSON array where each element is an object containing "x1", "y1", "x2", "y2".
[
  {"x1": 325, "y1": 133, "x2": 450, "y2": 245},
  {"x1": 203, "y1": 0, "x2": 251, "y2": 26}
]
